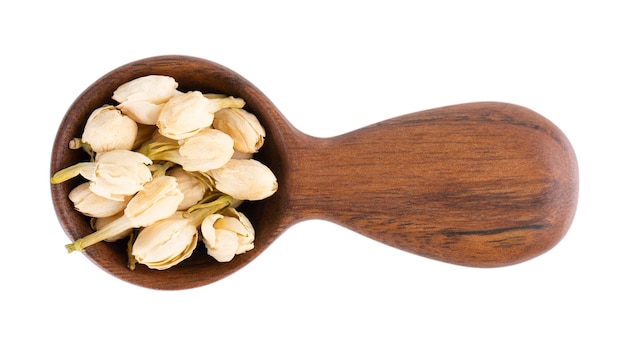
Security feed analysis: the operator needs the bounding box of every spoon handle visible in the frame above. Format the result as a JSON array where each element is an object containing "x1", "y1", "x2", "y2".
[{"x1": 286, "y1": 102, "x2": 578, "y2": 267}]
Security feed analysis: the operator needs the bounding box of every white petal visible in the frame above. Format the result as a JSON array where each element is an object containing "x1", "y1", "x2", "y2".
[
  {"x1": 209, "y1": 159, "x2": 277, "y2": 201},
  {"x1": 207, "y1": 229, "x2": 238, "y2": 262},
  {"x1": 167, "y1": 167, "x2": 205, "y2": 210},
  {"x1": 88, "y1": 150, "x2": 152, "y2": 200},
  {"x1": 82, "y1": 105, "x2": 138, "y2": 153},
  {"x1": 157, "y1": 91, "x2": 214, "y2": 140},
  {"x1": 117, "y1": 101, "x2": 164, "y2": 125},
  {"x1": 200, "y1": 214, "x2": 224, "y2": 248},
  {"x1": 112, "y1": 75, "x2": 179, "y2": 104},
  {"x1": 124, "y1": 176, "x2": 184, "y2": 227},
  {"x1": 132, "y1": 212, "x2": 198, "y2": 270},
  {"x1": 69, "y1": 182, "x2": 129, "y2": 218},
  {"x1": 213, "y1": 108, "x2": 266, "y2": 153},
  {"x1": 177, "y1": 128, "x2": 234, "y2": 171}
]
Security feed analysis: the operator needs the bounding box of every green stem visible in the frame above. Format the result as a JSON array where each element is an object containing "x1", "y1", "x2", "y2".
[
  {"x1": 50, "y1": 162, "x2": 93, "y2": 184},
  {"x1": 137, "y1": 141, "x2": 179, "y2": 157},
  {"x1": 146, "y1": 150, "x2": 181, "y2": 165},
  {"x1": 150, "y1": 161, "x2": 175, "y2": 177},
  {"x1": 65, "y1": 216, "x2": 132, "y2": 253},
  {"x1": 186, "y1": 194, "x2": 233, "y2": 227},
  {"x1": 189, "y1": 171, "x2": 215, "y2": 192}
]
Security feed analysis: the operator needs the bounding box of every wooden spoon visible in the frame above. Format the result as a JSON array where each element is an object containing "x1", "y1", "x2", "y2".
[{"x1": 50, "y1": 55, "x2": 578, "y2": 290}]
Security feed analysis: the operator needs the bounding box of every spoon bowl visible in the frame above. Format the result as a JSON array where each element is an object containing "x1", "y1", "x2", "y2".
[{"x1": 50, "y1": 55, "x2": 578, "y2": 290}]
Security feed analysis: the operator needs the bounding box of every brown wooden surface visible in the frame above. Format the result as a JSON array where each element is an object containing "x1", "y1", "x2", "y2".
[
  {"x1": 282, "y1": 103, "x2": 578, "y2": 267},
  {"x1": 50, "y1": 56, "x2": 578, "y2": 290}
]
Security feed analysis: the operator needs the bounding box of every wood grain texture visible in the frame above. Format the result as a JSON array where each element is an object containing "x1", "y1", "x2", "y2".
[
  {"x1": 278, "y1": 102, "x2": 578, "y2": 267},
  {"x1": 50, "y1": 56, "x2": 578, "y2": 290}
]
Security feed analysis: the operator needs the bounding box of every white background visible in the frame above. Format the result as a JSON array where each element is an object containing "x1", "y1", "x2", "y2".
[{"x1": 2, "y1": 1, "x2": 624, "y2": 344}]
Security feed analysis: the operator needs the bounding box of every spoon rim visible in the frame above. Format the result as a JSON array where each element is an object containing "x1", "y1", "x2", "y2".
[{"x1": 50, "y1": 55, "x2": 291, "y2": 290}]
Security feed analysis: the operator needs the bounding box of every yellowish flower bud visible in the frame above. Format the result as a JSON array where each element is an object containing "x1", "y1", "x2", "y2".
[
  {"x1": 222, "y1": 207, "x2": 255, "y2": 254},
  {"x1": 157, "y1": 91, "x2": 214, "y2": 140},
  {"x1": 200, "y1": 208, "x2": 254, "y2": 262},
  {"x1": 213, "y1": 108, "x2": 266, "y2": 153},
  {"x1": 209, "y1": 159, "x2": 278, "y2": 201},
  {"x1": 51, "y1": 149, "x2": 153, "y2": 201},
  {"x1": 157, "y1": 91, "x2": 246, "y2": 140},
  {"x1": 87, "y1": 150, "x2": 153, "y2": 201},
  {"x1": 176, "y1": 128, "x2": 234, "y2": 171},
  {"x1": 81, "y1": 105, "x2": 138, "y2": 153},
  {"x1": 132, "y1": 212, "x2": 198, "y2": 270},
  {"x1": 113, "y1": 75, "x2": 180, "y2": 125},
  {"x1": 123, "y1": 175, "x2": 184, "y2": 226},
  {"x1": 65, "y1": 175, "x2": 184, "y2": 253},
  {"x1": 57, "y1": 75, "x2": 279, "y2": 266},
  {"x1": 167, "y1": 166, "x2": 205, "y2": 210},
  {"x1": 69, "y1": 182, "x2": 129, "y2": 218},
  {"x1": 139, "y1": 128, "x2": 234, "y2": 172}
]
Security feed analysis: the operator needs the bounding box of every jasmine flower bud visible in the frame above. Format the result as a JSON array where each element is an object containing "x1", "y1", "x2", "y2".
[
  {"x1": 65, "y1": 175, "x2": 184, "y2": 253},
  {"x1": 81, "y1": 105, "x2": 138, "y2": 153},
  {"x1": 131, "y1": 212, "x2": 199, "y2": 270},
  {"x1": 167, "y1": 166, "x2": 205, "y2": 210},
  {"x1": 156, "y1": 91, "x2": 213, "y2": 140},
  {"x1": 222, "y1": 207, "x2": 255, "y2": 255},
  {"x1": 51, "y1": 149, "x2": 153, "y2": 201},
  {"x1": 209, "y1": 159, "x2": 278, "y2": 201},
  {"x1": 139, "y1": 128, "x2": 234, "y2": 172},
  {"x1": 113, "y1": 75, "x2": 180, "y2": 125},
  {"x1": 157, "y1": 91, "x2": 245, "y2": 140},
  {"x1": 200, "y1": 208, "x2": 254, "y2": 262},
  {"x1": 213, "y1": 108, "x2": 266, "y2": 153}
]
